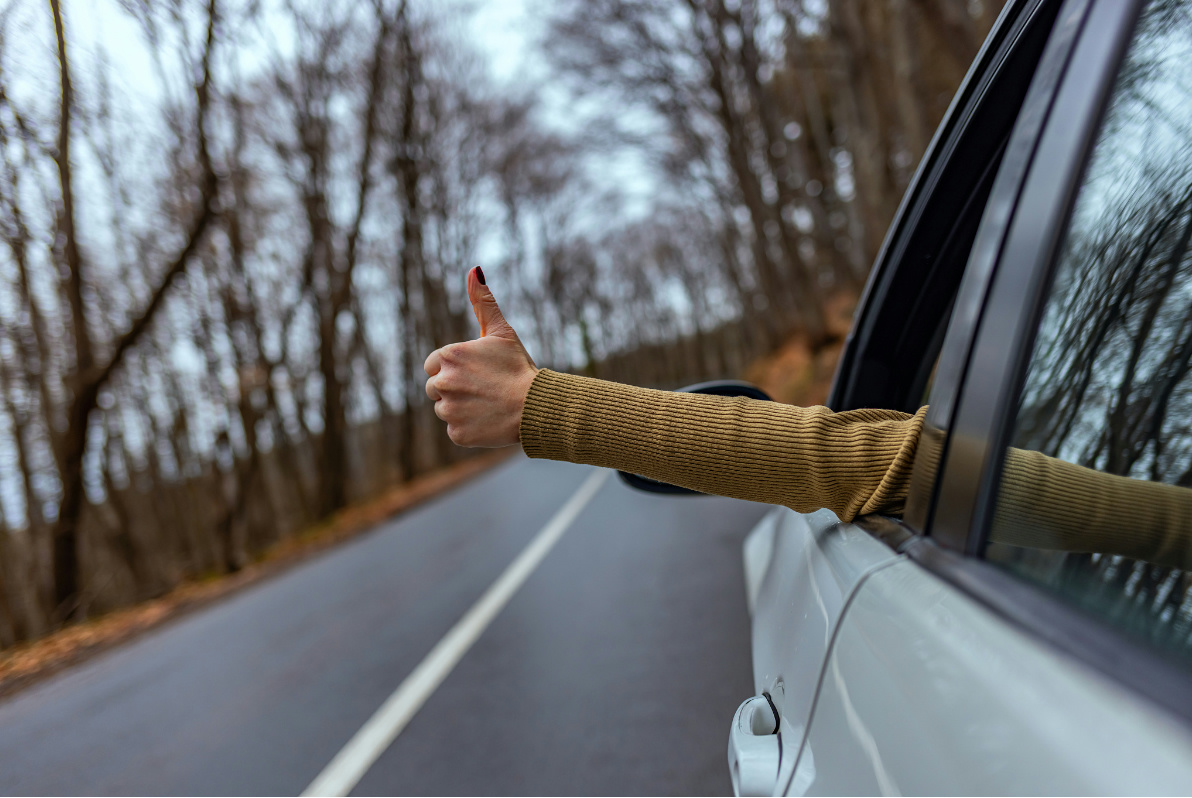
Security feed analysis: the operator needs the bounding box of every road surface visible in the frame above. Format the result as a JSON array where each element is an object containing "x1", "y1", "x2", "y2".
[{"x1": 0, "y1": 455, "x2": 772, "y2": 795}]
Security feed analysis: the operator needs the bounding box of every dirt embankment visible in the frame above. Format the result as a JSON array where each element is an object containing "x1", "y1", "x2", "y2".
[{"x1": 744, "y1": 292, "x2": 857, "y2": 407}]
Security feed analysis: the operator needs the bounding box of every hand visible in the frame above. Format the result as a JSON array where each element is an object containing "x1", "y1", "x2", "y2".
[{"x1": 424, "y1": 267, "x2": 538, "y2": 448}]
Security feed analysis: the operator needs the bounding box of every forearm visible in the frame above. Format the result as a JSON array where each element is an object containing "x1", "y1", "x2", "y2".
[
  {"x1": 519, "y1": 369, "x2": 925, "y2": 521},
  {"x1": 517, "y1": 371, "x2": 1192, "y2": 569}
]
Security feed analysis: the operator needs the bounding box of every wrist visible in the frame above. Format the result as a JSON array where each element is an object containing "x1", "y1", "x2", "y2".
[{"x1": 515, "y1": 366, "x2": 542, "y2": 444}]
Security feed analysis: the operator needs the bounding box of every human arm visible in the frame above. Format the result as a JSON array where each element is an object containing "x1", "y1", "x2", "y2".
[
  {"x1": 520, "y1": 368, "x2": 925, "y2": 520},
  {"x1": 521, "y1": 369, "x2": 1192, "y2": 569},
  {"x1": 427, "y1": 269, "x2": 1192, "y2": 568},
  {"x1": 423, "y1": 268, "x2": 924, "y2": 519}
]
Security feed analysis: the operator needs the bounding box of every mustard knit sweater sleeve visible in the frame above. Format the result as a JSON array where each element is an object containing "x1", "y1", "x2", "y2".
[
  {"x1": 519, "y1": 368, "x2": 925, "y2": 520},
  {"x1": 518, "y1": 369, "x2": 1192, "y2": 571}
]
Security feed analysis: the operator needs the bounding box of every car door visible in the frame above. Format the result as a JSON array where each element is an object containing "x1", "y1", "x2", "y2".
[
  {"x1": 786, "y1": 0, "x2": 1192, "y2": 793},
  {"x1": 734, "y1": 0, "x2": 1065, "y2": 794}
]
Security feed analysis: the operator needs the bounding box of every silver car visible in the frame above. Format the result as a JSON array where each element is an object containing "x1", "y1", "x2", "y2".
[{"x1": 627, "y1": 0, "x2": 1192, "y2": 792}]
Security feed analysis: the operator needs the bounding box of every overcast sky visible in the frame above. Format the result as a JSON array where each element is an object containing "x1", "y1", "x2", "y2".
[{"x1": 469, "y1": 0, "x2": 537, "y2": 84}]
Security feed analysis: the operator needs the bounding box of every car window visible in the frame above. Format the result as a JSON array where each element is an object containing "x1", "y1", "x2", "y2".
[
  {"x1": 986, "y1": 0, "x2": 1192, "y2": 662},
  {"x1": 830, "y1": 0, "x2": 1063, "y2": 419}
]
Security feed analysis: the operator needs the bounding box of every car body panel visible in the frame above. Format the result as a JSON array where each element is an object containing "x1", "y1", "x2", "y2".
[
  {"x1": 788, "y1": 559, "x2": 1192, "y2": 795},
  {"x1": 744, "y1": 508, "x2": 899, "y2": 789}
]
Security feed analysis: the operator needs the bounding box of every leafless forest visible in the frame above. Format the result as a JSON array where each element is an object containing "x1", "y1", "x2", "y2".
[{"x1": 0, "y1": 0, "x2": 1003, "y2": 647}]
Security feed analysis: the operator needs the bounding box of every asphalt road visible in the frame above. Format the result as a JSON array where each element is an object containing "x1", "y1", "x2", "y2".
[{"x1": 0, "y1": 455, "x2": 772, "y2": 796}]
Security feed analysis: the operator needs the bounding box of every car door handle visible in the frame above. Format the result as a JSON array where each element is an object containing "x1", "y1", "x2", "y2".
[{"x1": 728, "y1": 694, "x2": 781, "y2": 797}]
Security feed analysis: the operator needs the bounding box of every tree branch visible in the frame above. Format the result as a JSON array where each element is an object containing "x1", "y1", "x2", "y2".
[{"x1": 89, "y1": 0, "x2": 219, "y2": 389}]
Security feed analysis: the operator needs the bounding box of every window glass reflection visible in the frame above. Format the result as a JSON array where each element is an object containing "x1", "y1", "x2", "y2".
[{"x1": 988, "y1": 1, "x2": 1192, "y2": 661}]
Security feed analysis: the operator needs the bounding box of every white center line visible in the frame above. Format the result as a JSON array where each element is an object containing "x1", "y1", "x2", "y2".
[{"x1": 301, "y1": 468, "x2": 611, "y2": 798}]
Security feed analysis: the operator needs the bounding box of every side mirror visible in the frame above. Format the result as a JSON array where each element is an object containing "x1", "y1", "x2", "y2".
[{"x1": 617, "y1": 380, "x2": 773, "y2": 495}]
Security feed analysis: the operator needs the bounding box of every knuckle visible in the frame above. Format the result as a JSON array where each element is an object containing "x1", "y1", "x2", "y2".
[{"x1": 424, "y1": 349, "x2": 441, "y2": 374}]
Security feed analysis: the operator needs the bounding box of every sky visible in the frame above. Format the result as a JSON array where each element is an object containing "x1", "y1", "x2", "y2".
[
  {"x1": 43, "y1": 0, "x2": 539, "y2": 118},
  {"x1": 468, "y1": 0, "x2": 537, "y2": 84},
  {"x1": 43, "y1": 0, "x2": 657, "y2": 222},
  {"x1": 467, "y1": 0, "x2": 659, "y2": 219}
]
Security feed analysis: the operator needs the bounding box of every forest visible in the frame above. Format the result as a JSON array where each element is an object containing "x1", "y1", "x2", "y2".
[{"x1": 0, "y1": 0, "x2": 1003, "y2": 647}]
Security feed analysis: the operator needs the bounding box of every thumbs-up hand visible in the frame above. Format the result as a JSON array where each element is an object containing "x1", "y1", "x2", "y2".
[{"x1": 424, "y1": 267, "x2": 539, "y2": 448}]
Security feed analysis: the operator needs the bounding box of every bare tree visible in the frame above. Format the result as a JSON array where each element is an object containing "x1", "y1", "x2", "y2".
[{"x1": 47, "y1": 0, "x2": 220, "y2": 618}]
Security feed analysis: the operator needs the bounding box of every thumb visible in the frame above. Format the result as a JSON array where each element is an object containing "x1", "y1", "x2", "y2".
[{"x1": 467, "y1": 267, "x2": 517, "y2": 340}]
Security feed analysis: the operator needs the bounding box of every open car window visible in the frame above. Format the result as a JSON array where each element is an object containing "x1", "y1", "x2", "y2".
[
  {"x1": 828, "y1": 0, "x2": 1062, "y2": 420},
  {"x1": 987, "y1": 0, "x2": 1192, "y2": 665}
]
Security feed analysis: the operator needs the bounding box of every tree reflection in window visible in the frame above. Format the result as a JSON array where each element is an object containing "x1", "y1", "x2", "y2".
[{"x1": 989, "y1": 0, "x2": 1192, "y2": 661}]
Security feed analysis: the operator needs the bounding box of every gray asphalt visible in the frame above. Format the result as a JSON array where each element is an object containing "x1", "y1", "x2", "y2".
[{"x1": 0, "y1": 455, "x2": 771, "y2": 796}]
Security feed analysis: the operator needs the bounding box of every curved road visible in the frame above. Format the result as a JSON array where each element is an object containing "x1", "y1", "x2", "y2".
[{"x1": 0, "y1": 456, "x2": 771, "y2": 795}]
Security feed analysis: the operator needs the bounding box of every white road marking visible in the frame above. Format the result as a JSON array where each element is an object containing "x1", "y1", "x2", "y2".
[{"x1": 301, "y1": 469, "x2": 611, "y2": 797}]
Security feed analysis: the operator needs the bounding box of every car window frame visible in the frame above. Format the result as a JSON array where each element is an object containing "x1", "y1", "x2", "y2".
[
  {"x1": 828, "y1": 0, "x2": 1070, "y2": 531},
  {"x1": 929, "y1": 0, "x2": 1142, "y2": 555},
  {"x1": 830, "y1": 0, "x2": 1043, "y2": 416}
]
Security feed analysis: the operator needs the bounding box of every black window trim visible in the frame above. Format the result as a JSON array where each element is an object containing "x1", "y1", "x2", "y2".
[
  {"x1": 903, "y1": 0, "x2": 1095, "y2": 536},
  {"x1": 929, "y1": 0, "x2": 1143, "y2": 554}
]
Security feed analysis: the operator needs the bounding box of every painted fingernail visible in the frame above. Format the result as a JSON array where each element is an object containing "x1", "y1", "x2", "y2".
[{"x1": 475, "y1": 266, "x2": 486, "y2": 286}]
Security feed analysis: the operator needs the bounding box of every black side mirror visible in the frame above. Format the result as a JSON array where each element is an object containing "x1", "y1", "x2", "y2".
[{"x1": 617, "y1": 380, "x2": 773, "y2": 495}]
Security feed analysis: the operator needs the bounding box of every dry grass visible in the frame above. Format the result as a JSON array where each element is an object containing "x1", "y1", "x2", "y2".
[
  {"x1": 745, "y1": 292, "x2": 857, "y2": 407},
  {"x1": 0, "y1": 448, "x2": 514, "y2": 699}
]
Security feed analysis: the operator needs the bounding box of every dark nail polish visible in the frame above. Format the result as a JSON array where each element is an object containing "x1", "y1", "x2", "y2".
[{"x1": 475, "y1": 266, "x2": 486, "y2": 285}]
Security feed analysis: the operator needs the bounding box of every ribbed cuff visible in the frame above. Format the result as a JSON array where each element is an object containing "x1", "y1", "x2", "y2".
[{"x1": 519, "y1": 368, "x2": 577, "y2": 460}]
